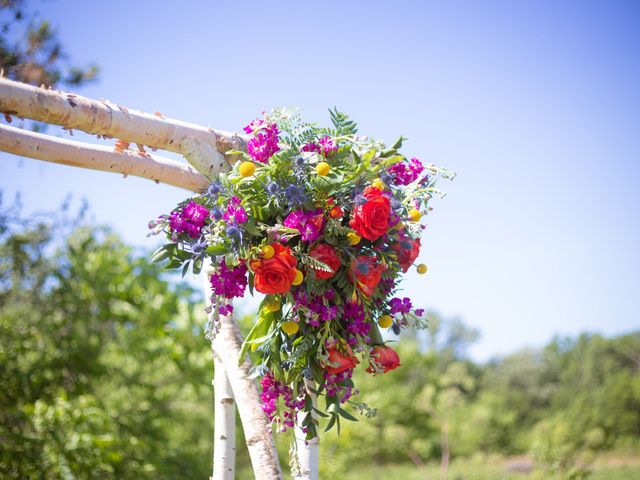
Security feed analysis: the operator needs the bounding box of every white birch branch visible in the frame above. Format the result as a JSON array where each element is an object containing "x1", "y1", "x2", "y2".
[
  {"x1": 0, "y1": 123, "x2": 208, "y2": 191},
  {"x1": 204, "y1": 261, "x2": 283, "y2": 480},
  {"x1": 294, "y1": 380, "x2": 319, "y2": 480},
  {"x1": 0, "y1": 77, "x2": 248, "y2": 177}
]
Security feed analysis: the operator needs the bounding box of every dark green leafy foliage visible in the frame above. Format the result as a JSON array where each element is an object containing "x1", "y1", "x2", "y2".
[{"x1": 0, "y1": 203, "x2": 214, "y2": 479}]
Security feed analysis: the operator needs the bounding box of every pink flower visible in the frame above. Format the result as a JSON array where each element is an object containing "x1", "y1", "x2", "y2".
[
  {"x1": 169, "y1": 201, "x2": 209, "y2": 238},
  {"x1": 209, "y1": 262, "x2": 248, "y2": 299},
  {"x1": 318, "y1": 136, "x2": 338, "y2": 156},
  {"x1": 283, "y1": 209, "x2": 325, "y2": 243},
  {"x1": 387, "y1": 157, "x2": 425, "y2": 185},
  {"x1": 245, "y1": 119, "x2": 280, "y2": 163}
]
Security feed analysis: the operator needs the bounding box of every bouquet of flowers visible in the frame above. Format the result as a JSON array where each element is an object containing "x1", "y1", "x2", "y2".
[{"x1": 150, "y1": 109, "x2": 453, "y2": 438}]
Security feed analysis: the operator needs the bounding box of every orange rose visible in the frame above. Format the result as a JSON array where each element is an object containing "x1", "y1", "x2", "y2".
[
  {"x1": 325, "y1": 344, "x2": 359, "y2": 374},
  {"x1": 366, "y1": 345, "x2": 401, "y2": 374},
  {"x1": 251, "y1": 243, "x2": 297, "y2": 294},
  {"x1": 348, "y1": 256, "x2": 386, "y2": 296}
]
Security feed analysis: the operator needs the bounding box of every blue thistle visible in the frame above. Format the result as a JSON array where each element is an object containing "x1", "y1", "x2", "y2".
[
  {"x1": 266, "y1": 181, "x2": 280, "y2": 196},
  {"x1": 207, "y1": 181, "x2": 222, "y2": 198}
]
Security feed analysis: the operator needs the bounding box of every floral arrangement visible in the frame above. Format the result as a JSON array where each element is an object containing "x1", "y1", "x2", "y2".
[{"x1": 150, "y1": 109, "x2": 453, "y2": 439}]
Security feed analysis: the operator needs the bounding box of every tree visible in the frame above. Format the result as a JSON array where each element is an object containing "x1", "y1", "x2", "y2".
[
  {"x1": 0, "y1": 0, "x2": 97, "y2": 88},
  {"x1": 0, "y1": 200, "x2": 215, "y2": 478}
]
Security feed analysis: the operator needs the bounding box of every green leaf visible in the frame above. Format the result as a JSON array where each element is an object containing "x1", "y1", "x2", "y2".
[
  {"x1": 150, "y1": 244, "x2": 172, "y2": 263},
  {"x1": 337, "y1": 406, "x2": 358, "y2": 422},
  {"x1": 192, "y1": 256, "x2": 203, "y2": 275},
  {"x1": 181, "y1": 261, "x2": 191, "y2": 278},
  {"x1": 324, "y1": 414, "x2": 337, "y2": 432},
  {"x1": 206, "y1": 244, "x2": 227, "y2": 256}
]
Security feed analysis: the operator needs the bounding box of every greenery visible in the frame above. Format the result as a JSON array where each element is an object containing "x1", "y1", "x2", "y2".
[
  {"x1": 1, "y1": 202, "x2": 639, "y2": 479},
  {"x1": 0, "y1": 0, "x2": 98, "y2": 88}
]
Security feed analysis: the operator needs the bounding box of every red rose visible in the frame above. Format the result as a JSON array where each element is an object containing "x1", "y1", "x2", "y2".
[
  {"x1": 325, "y1": 344, "x2": 359, "y2": 374},
  {"x1": 348, "y1": 256, "x2": 386, "y2": 296},
  {"x1": 251, "y1": 243, "x2": 297, "y2": 294},
  {"x1": 392, "y1": 236, "x2": 421, "y2": 273},
  {"x1": 349, "y1": 186, "x2": 391, "y2": 241},
  {"x1": 366, "y1": 345, "x2": 401, "y2": 374},
  {"x1": 309, "y1": 243, "x2": 341, "y2": 280}
]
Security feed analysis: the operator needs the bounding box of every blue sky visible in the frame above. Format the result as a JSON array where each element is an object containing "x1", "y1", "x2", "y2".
[{"x1": 2, "y1": 0, "x2": 639, "y2": 359}]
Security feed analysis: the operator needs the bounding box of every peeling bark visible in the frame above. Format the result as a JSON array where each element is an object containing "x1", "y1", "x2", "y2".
[
  {"x1": 0, "y1": 123, "x2": 208, "y2": 191},
  {"x1": 0, "y1": 77, "x2": 247, "y2": 176}
]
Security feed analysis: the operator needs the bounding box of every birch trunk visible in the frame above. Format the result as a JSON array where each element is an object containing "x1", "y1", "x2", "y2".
[
  {"x1": 201, "y1": 272, "x2": 237, "y2": 480},
  {"x1": 204, "y1": 261, "x2": 283, "y2": 480},
  {"x1": 0, "y1": 77, "x2": 247, "y2": 176},
  {"x1": 212, "y1": 347, "x2": 237, "y2": 480},
  {"x1": 294, "y1": 381, "x2": 319, "y2": 480},
  {"x1": 0, "y1": 123, "x2": 208, "y2": 191}
]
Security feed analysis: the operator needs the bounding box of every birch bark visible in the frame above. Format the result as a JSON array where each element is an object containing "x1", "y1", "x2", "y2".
[
  {"x1": 203, "y1": 261, "x2": 283, "y2": 480},
  {"x1": 0, "y1": 77, "x2": 247, "y2": 176},
  {"x1": 0, "y1": 123, "x2": 208, "y2": 191},
  {"x1": 293, "y1": 381, "x2": 319, "y2": 480}
]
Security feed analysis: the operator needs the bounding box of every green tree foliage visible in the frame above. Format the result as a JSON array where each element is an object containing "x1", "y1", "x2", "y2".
[
  {"x1": 0, "y1": 200, "x2": 214, "y2": 478},
  {"x1": 0, "y1": 199, "x2": 638, "y2": 479},
  {"x1": 0, "y1": 0, "x2": 98, "y2": 88}
]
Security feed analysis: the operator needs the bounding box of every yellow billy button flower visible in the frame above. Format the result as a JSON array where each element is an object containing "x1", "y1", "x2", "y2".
[
  {"x1": 316, "y1": 161, "x2": 330, "y2": 176},
  {"x1": 378, "y1": 314, "x2": 393, "y2": 328},
  {"x1": 372, "y1": 178, "x2": 385, "y2": 190},
  {"x1": 263, "y1": 296, "x2": 281, "y2": 313},
  {"x1": 261, "y1": 244, "x2": 275, "y2": 259},
  {"x1": 239, "y1": 161, "x2": 256, "y2": 177},
  {"x1": 282, "y1": 321, "x2": 300, "y2": 335},
  {"x1": 417, "y1": 263, "x2": 428, "y2": 274},
  {"x1": 292, "y1": 269, "x2": 304, "y2": 285},
  {"x1": 409, "y1": 208, "x2": 421, "y2": 222},
  {"x1": 347, "y1": 232, "x2": 361, "y2": 245}
]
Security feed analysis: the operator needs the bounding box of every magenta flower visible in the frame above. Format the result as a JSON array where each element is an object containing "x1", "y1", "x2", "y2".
[
  {"x1": 389, "y1": 297, "x2": 412, "y2": 315},
  {"x1": 222, "y1": 196, "x2": 248, "y2": 224},
  {"x1": 301, "y1": 142, "x2": 319, "y2": 153},
  {"x1": 169, "y1": 201, "x2": 209, "y2": 238},
  {"x1": 260, "y1": 372, "x2": 305, "y2": 431},
  {"x1": 283, "y1": 208, "x2": 324, "y2": 243},
  {"x1": 387, "y1": 157, "x2": 425, "y2": 185},
  {"x1": 245, "y1": 120, "x2": 280, "y2": 163},
  {"x1": 209, "y1": 262, "x2": 248, "y2": 299},
  {"x1": 318, "y1": 136, "x2": 338, "y2": 156}
]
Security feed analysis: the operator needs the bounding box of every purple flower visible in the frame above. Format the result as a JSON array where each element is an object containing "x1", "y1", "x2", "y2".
[
  {"x1": 245, "y1": 120, "x2": 280, "y2": 163},
  {"x1": 301, "y1": 142, "x2": 319, "y2": 153},
  {"x1": 283, "y1": 209, "x2": 324, "y2": 243},
  {"x1": 415, "y1": 308, "x2": 424, "y2": 317},
  {"x1": 222, "y1": 197, "x2": 249, "y2": 225},
  {"x1": 318, "y1": 136, "x2": 338, "y2": 156},
  {"x1": 169, "y1": 201, "x2": 209, "y2": 238},
  {"x1": 389, "y1": 297, "x2": 412, "y2": 315},
  {"x1": 387, "y1": 157, "x2": 425, "y2": 185},
  {"x1": 320, "y1": 305, "x2": 339, "y2": 322},
  {"x1": 243, "y1": 118, "x2": 264, "y2": 134},
  {"x1": 209, "y1": 262, "x2": 248, "y2": 299},
  {"x1": 323, "y1": 368, "x2": 355, "y2": 403},
  {"x1": 219, "y1": 303, "x2": 234, "y2": 316},
  {"x1": 260, "y1": 372, "x2": 305, "y2": 431}
]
